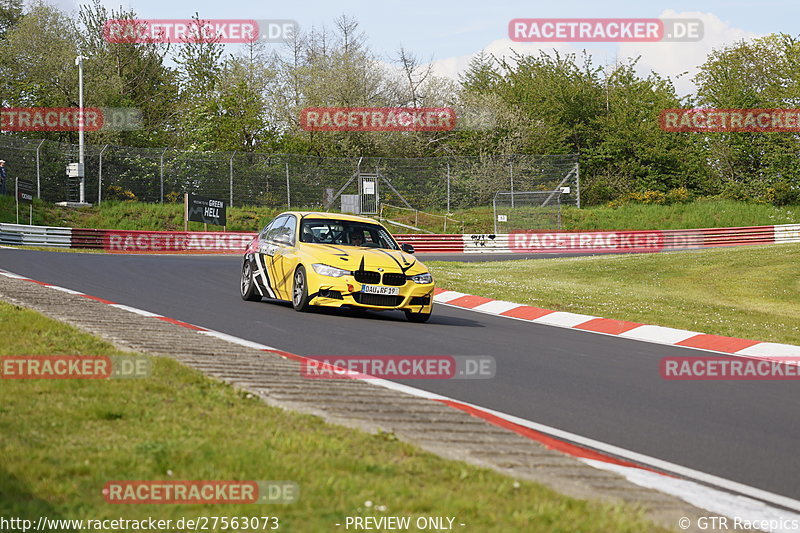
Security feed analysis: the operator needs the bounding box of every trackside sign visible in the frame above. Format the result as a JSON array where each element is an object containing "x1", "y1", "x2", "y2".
[{"x1": 187, "y1": 194, "x2": 226, "y2": 226}]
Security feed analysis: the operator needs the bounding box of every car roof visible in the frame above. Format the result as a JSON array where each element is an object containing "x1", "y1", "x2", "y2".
[{"x1": 282, "y1": 211, "x2": 381, "y2": 224}]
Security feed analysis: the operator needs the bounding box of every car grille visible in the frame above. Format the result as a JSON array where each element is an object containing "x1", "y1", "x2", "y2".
[
  {"x1": 382, "y1": 273, "x2": 407, "y2": 286},
  {"x1": 353, "y1": 270, "x2": 381, "y2": 284},
  {"x1": 352, "y1": 293, "x2": 404, "y2": 307}
]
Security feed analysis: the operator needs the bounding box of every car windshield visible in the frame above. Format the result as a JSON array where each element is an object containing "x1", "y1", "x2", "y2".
[{"x1": 299, "y1": 218, "x2": 398, "y2": 250}]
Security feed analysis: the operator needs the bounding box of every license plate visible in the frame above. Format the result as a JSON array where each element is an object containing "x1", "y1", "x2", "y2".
[{"x1": 361, "y1": 285, "x2": 400, "y2": 296}]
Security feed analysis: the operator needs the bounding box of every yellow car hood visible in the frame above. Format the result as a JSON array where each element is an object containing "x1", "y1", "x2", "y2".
[{"x1": 300, "y1": 244, "x2": 429, "y2": 275}]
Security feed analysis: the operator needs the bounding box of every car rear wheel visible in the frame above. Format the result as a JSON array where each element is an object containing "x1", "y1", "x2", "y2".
[
  {"x1": 292, "y1": 265, "x2": 311, "y2": 312},
  {"x1": 241, "y1": 260, "x2": 261, "y2": 301},
  {"x1": 404, "y1": 309, "x2": 431, "y2": 323}
]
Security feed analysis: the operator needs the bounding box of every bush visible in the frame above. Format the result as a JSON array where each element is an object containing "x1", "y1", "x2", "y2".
[
  {"x1": 719, "y1": 182, "x2": 753, "y2": 202},
  {"x1": 606, "y1": 188, "x2": 692, "y2": 208},
  {"x1": 105, "y1": 185, "x2": 138, "y2": 202},
  {"x1": 763, "y1": 181, "x2": 800, "y2": 206}
]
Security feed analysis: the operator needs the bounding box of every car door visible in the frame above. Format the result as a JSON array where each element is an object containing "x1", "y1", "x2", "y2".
[
  {"x1": 252, "y1": 215, "x2": 287, "y2": 299},
  {"x1": 267, "y1": 214, "x2": 298, "y2": 300}
]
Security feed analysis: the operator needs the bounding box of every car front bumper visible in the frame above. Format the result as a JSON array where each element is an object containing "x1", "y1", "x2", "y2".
[{"x1": 307, "y1": 271, "x2": 434, "y2": 314}]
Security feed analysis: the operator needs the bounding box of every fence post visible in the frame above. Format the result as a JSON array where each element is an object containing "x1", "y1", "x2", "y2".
[
  {"x1": 446, "y1": 161, "x2": 451, "y2": 214},
  {"x1": 35, "y1": 139, "x2": 44, "y2": 199},
  {"x1": 510, "y1": 160, "x2": 514, "y2": 208},
  {"x1": 229, "y1": 151, "x2": 236, "y2": 207},
  {"x1": 575, "y1": 161, "x2": 581, "y2": 208},
  {"x1": 160, "y1": 148, "x2": 167, "y2": 203},
  {"x1": 98, "y1": 144, "x2": 109, "y2": 204},
  {"x1": 285, "y1": 162, "x2": 291, "y2": 208}
]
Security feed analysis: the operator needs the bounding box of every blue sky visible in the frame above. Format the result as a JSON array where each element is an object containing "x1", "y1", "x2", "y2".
[{"x1": 49, "y1": 0, "x2": 800, "y2": 95}]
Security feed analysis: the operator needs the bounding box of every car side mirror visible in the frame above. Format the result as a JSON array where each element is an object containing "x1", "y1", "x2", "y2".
[{"x1": 401, "y1": 243, "x2": 415, "y2": 254}]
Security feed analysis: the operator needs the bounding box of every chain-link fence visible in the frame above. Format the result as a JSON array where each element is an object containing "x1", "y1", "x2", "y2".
[
  {"x1": 0, "y1": 136, "x2": 579, "y2": 212},
  {"x1": 493, "y1": 191, "x2": 566, "y2": 233}
]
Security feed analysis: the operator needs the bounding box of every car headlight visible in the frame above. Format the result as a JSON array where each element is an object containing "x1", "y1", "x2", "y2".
[
  {"x1": 312, "y1": 263, "x2": 351, "y2": 277},
  {"x1": 409, "y1": 272, "x2": 433, "y2": 284}
]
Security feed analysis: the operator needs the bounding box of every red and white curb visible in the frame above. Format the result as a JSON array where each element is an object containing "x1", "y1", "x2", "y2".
[
  {"x1": 433, "y1": 289, "x2": 800, "y2": 364},
  {"x1": 2, "y1": 269, "x2": 799, "y2": 529}
]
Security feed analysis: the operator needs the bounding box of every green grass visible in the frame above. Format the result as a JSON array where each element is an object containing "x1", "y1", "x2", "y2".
[
  {"x1": 561, "y1": 198, "x2": 800, "y2": 231},
  {"x1": 2, "y1": 195, "x2": 797, "y2": 234},
  {"x1": 429, "y1": 243, "x2": 800, "y2": 345},
  {"x1": 384, "y1": 198, "x2": 800, "y2": 233},
  {"x1": 0, "y1": 195, "x2": 281, "y2": 232},
  {"x1": 0, "y1": 301, "x2": 666, "y2": 532}
]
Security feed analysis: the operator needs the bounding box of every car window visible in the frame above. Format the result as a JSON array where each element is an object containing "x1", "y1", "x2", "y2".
[
  {"x1": 277, "y1": 215, "x2": 297, "y2": 245},
  {"x1": 300, "y1": 219, "x2": 398, "y2": 250},
  {"x1": 265, "y1": 215, "x2": 288, "y2": 242},
  {"x1": 260, "y1": 215, "x2": 286, "y2": 241}
]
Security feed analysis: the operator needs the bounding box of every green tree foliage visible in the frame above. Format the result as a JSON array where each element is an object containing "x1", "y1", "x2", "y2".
[
  {"x1": 76, "y1": 0, "x2": 179, "y2": 147},
  {"x1": 1, "y1": 2, "x2": 799, "y2": 205},
  {"x1": 695, "y1": 35, "x2": 800, "y2": 204},
  {"x1": 0, "y1": 0, "x2": 22, "y2": 40},
  {"x1": 583, "y1": 61, "x2": 708, "y2": 204}
]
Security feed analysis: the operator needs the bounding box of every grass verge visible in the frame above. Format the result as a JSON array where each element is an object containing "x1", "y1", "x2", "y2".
[
  {"x1": 429, "y1": 243, "x2": 800, "y2": 345},
  {"x1": 383, "y1": 198, "x2": 799, "y2": 233},
  {"x1": 2, "y1": 195, "x2": 797, "y2": 234},
  {"x1": 0, "y1": 301, "x2": 666, "y2": 532}
]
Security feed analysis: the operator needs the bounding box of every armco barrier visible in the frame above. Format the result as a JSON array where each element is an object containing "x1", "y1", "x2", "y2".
[
  {"x1": 0, "y1": 223, "x2": 72, "y2": 247},
  {"x1": 458, "y1": 225, "x2": 787, "y2": 254},
  {"x1": 2, "y1": 224, "x2": 799, "y2": 253},
  {"x1": 394, "y1": 234, "x2": 465, "y2": 253},
  {"x1": 775, "y1": 224, "x2": 800, "y2": 244}
]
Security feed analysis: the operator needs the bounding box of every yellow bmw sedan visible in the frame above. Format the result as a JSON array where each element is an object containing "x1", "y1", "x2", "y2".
[{"x1": 240, "y1": 212, "x2": 434, "y2": 322}]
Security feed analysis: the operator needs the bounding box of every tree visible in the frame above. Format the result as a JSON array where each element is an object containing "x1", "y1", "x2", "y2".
[
  {"x1": 0, "y1": 0, "x2": 22, "y2": 40},
  {"x1": 0, "y1": 1, "x2": 79, "y2": 141},
  {"x1": 695, "y1": 34, "x2": 800, "y2": 202},
  {"x1": 76, "y1": 0, "x2": 179, "y2": 147},
  {"x1": 172, "y1": 14, "x2": 225, "y2": 151}
]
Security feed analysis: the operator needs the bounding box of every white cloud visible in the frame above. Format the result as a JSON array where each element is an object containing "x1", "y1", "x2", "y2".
[
  {"x1": 426, "y1": 11, "x2": 760, "y2": 98},
  {"x1": 619, "y1": 10, "x2": 760, "y2": 97}
]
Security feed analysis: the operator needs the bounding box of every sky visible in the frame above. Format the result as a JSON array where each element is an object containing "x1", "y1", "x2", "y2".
[{"x1": 40, "y1": 0, "x2": 800, "y2": 97}]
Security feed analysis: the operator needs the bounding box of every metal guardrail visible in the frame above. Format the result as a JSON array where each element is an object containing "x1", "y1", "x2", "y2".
[
  {"x1": 1, "y1": 224, "x2": 798, "y2": 253},
  {"x1": 399, "y1": 225, "x2": 800, "y2": 254},
  {"x1": 0, "y1": 224, "x2": 72, "y2": 247},
  {"x1": 395, "y1": 234, "x2": 466, "y2": 253}
]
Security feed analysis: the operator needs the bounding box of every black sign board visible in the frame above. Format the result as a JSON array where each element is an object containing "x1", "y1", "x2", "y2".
[
  {"x1": 187, "y1": 194, "x2": 226, "y2": 226},
  {"x1": 17, "y1": 179, "x2": 34, "y2": 204}
]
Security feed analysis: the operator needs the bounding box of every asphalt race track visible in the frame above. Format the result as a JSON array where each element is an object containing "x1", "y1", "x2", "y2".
[{"x1": 2, "y1": 248, "x2": 798, "y2": 505}]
